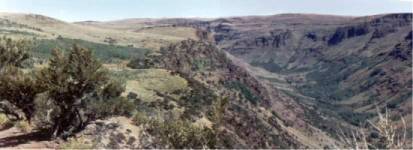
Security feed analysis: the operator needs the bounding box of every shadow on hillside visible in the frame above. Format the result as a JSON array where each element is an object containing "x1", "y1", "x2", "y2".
[
  {"x1": 0, "y1": 129, "x2": 50, "y2": 148},
  {"x1": 0, "y1": 123, "x2": 14, "y2": 132}
]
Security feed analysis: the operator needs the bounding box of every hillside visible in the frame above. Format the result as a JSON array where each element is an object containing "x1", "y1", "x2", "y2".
[
  {"x1": 0, "y1": 12, "x2": 199, "y2": 50},
  {"x1": 174, "y1": 13, "x2": 412, "y2": 136},
  {"x1": 0, "y1": 12, "x2": 411, "y2": 149},
  {"x1": 93, "y1": 12, "x2": 413, "y2": 146}
]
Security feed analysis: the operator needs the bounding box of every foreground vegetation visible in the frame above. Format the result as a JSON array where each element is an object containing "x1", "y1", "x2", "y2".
[
  {"x1": 0, "y1": 37, "x2": 130, "y2": 138},
  {"x1": 0, "y1": 37, "x2": 226, "y2": 148},
  {"x1": 337, "y1": 109, "x2": 408, "y2": 149}
]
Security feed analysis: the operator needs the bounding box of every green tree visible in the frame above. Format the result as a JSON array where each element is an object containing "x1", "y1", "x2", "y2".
[
  {"x1": 86, "y1": 80, "x2": 135, "y2": 119},
  {"x1": 38, "y1": 45, "x2": 109, "y2": 138},
  {"x1": 0, "y1": 37, "x2": 43, "y2": 122},
  {"x1": 0, "y1": 67, "x2": 45, "y2": 122},
  {"x1": 0, "y1": 38, "x2": 132, "y2": 139},
  {"x1": 0, "y1": 36, "x2": 30, "y2": 70}
]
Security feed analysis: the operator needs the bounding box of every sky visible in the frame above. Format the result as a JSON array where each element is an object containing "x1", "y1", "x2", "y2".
[{"x1": 0, "y1": 0, "x2": 412, "y2": 22}]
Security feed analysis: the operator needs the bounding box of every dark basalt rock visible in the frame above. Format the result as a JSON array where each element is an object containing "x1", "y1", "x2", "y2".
[
  {"x1": 305, "y1": 32, "x2": 317, "y2": 41},
  {"x1": 328, "y1": 25, "x2": 369, "y2": 45},
  {"x1": 388, "y1": 43, "x2": 411, "y2": 61},
  {"x1": 370, "y1": 13, "x2": 412, "y2": 27},
  {"x1": 371, "y1": 28, "x2": 396, "y2": 39},
  {"x1": 270, "y1": 30, "x2": 291, "y2": 48},
  {"x1": 213, "y1": 23, "x2": 232, "y2": 33},
  {"x1": 328, "y1": 29, "x2": 346, "y2": 45},
  {"x1": 347, "y1": 25, "x2": 369, "y2": 38},
  {"x1": 213, "y1": 34, "x2": 226, "y2": 43},
  {"x1": 251, "y1": 30, "x2": 292, "y2": 48},
  {"x1": 255, "y1": 37, "x2": 270, "y2": 47},
  {"x1": 405, "y1": 31, "x2": 412, "y2": 40},
  {"x1": 369, "y1": 68, "x2": 386, "y2": 77}
]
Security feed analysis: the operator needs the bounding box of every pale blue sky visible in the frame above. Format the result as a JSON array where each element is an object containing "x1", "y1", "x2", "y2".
[{"x1": 0, "y1": 0, "x2": 412, "y2": 22}]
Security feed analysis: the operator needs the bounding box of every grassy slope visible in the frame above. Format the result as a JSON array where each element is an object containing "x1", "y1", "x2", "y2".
[{"x1": 0, "y1": 12, "x2": 199, "y2": 50}]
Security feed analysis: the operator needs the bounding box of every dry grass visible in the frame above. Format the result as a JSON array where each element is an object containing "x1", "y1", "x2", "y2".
[
  {"x1": 0, "y1": 113, "x2": 9, "y2": 126},
  {"x1": 0, "y1": 13, "x2": 198, "y2": 50},
  {"x1": 337, "y1": 108, "x2": 409, "y2": 149},
  {"x1": 14, "y1": 120, "x2": 32, "y2": 133},
  {"x1": 59, "y1": 137, "x2": 95, "y2": 149},
  {"x1": 112, "y1": 69, "x2": 188, "y2": 102}
]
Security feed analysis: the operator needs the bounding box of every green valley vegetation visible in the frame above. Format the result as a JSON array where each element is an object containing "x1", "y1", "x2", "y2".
[{"x1": 32, "y1": 37, "x2": 149, "y2": 62}]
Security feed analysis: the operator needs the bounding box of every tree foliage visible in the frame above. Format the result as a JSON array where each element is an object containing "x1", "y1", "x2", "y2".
[
  {"x1": 37, "y1": 45, "x2": 110, "y2": 138},
  {"x1": 0, "y1": 37, "x2": 43, "y2": 122},
  {"x1": 0, "y1": 36, "x2": 30, "y2": 70},
  {"x1": 0, "y1": 37, "x2": 131, "y2": 139},
  {"x1": 0, "y1": 67, "x2": 45, "y2": 121}
]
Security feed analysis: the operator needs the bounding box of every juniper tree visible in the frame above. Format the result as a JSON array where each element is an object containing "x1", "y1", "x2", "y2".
[
  {"x1": 0, "y1": 38, "x2": 129, "y2": 138},
  {"x1": 0, "y1": 67, "x2": 45, "y2": 121},
  {"x1": 0, "y1": 37, "x2": 43, "y2": 122},
  {"x1": 38, "y1": 45, "x2": 109, "y2": 138},
  {"x1": 0, "y1": 36, "x2": 30, "y2": 71}
]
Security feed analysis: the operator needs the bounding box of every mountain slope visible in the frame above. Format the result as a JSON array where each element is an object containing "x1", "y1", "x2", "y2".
[
  {"x1": 127, "y1": 39, "x2": 339, "y2": 148},
  {"x1": 176, "y1": 13, "x2": 412, "y2": 135}
]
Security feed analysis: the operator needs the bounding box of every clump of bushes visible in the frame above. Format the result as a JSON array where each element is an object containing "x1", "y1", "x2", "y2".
[
  {"x1": 104, "y1": 37, "x2": 117, "y2": 45},
  {"x1": 131, "y1": 97, "x2": 231, "y2": 149},
  {"x1": 0, "y1": 66, "x2": 45, "y2": 122},
  {"x1": 132, "y1": 112, "x2": 151, "y2": 126},
  {"x1": 0, "y1": 37, "x2": 45, "y2": 122},
  {"x1": 0, "y1": 36, "x2": 31, "y2": 69},
  {"x1": 133, "y1": 114, "x2": 217, "y2": 149},
  {"x1": 88, "y1": 97, "x2": 135, "y2": 119},
  {"x1": 59, "y1": 137, "x2": 96, "y2": 149},
  {"x1": 86, "y1": 80, "x2": 135, "y2": 119},
  {"x1": 0, "y1": 113, "x2": 9, "y2": 126},
  {"x1": 15, "y1": 120, "x2": 32, "y2": 133},
  {"x1": 149, "y1": 120, "x2": 217, "y2": 149},
  {"x1": 225, "y1": 81, "x2": 260, "y2": 105}
]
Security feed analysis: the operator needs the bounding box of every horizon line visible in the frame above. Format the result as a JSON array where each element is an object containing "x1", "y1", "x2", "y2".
[{"x1": 1, "y1": 11, "x2": 412, "y2": 23}]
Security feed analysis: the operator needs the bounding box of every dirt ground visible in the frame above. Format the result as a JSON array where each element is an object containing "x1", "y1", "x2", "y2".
[{"x1": 0, "y1": 125, "x2": 58, "y2": 149}]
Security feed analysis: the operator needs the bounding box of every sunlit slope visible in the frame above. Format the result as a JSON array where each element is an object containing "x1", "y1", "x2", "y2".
[{"x1": 0, "y1": 12, "x2": 199, "y2": 49}]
